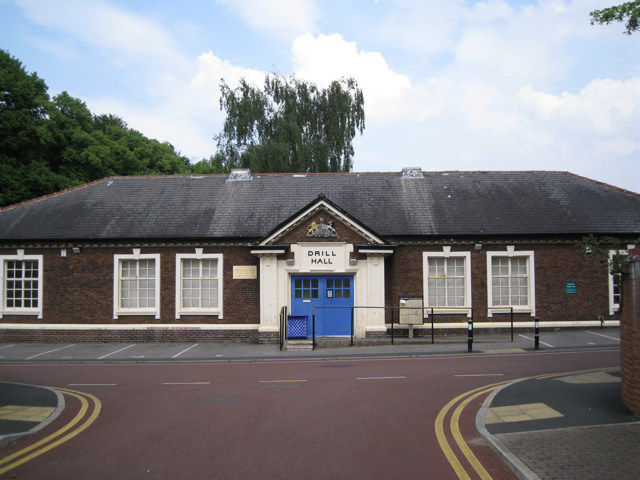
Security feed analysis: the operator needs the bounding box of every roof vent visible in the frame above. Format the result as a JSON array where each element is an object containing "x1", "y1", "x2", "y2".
[
  {"x1": 402, "y1": 167, "x2": 423, "y2": 179},
  {"x1": 228, "y1": 169, "x2": 252, "y2": 182}
]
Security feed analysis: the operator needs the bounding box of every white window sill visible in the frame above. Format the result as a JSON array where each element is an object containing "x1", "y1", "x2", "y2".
[
  {"x1": 115, "y1": 309, "x2": 160, "y2": 319},
  {"x1": 177, "y1": 309, "x2": 221, "y2": 318},
  {"x1": 488, "y1": 307, "x2": 534, "y2": 317},
  {"x1": 424, "y1": 308, "x2": 472, "y2": 318},
  {"x1": 1, "y1": 309, "x2": 42, "y2": 319}
]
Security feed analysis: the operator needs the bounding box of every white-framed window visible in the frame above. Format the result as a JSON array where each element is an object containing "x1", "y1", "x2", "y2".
[
  {"x1": 113, "y1": 250, "x2": 160, "y2": 319},
  {"x1": 487, "y1": 246, "x2": 535, "y2": 317},
  {"x1": 175, "y1": 250, "x2": 223, "y2": 319},
  {"x1": 423, "y1": 247, "x2": 472, "y2": 317},
  {"x1": 0, "y1": 251, "x2": 43, "y2": 319},
  {"x1": 608, "y1": 247, "x2": 635, "y2": 315}
]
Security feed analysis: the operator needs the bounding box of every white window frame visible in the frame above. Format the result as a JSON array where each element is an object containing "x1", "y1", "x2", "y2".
[
  {"x1": 175, "y1": 249, "x2": 223, "y2": 319},
  {"x1": 0, "y1": 250, "x2": 43, "y2": 319},
  {"x1": 487, "y1": 246, "x2": 535, "y2": 317},
  {"x1": 423, "y1": 247, "x2": 472, "y2": 317},
  {"x1": 113, "y1": 249, "x2": 161, "y2": 319},
  {"x1": 608, "y1": 247, "x2": 634, "y2": 316}
]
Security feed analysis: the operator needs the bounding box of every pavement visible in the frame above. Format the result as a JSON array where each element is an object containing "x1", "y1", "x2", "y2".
[
  {"x1": 476, "y1": 369, "x2": 640, "y2": 480},
  {"x1": 0, "y1": 328, "x2": 623, "y2": 362},
  {"x1": 1, "y1": 328, "x2": 638, "y2": 480},
  {"x1": 0, "y1": 382, "x2": 64, "y2": 448}
]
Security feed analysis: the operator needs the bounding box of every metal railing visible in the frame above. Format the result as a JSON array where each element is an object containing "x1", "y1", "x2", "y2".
[
  {"x1": 279, "y1": 305, "x2": 288, "y2": 351},
  {"x1": 281, "y1": 304, "x2": 536, "y2": 351},
  {"x1": 390, "y1": 306, "x2": 516, "y2": 345},
  {"x1": 306, "y1": 306, "x2": 518, "y2": 351}
]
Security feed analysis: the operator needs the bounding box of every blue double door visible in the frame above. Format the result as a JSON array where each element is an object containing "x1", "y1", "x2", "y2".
[{"x1": 291, "y1": 275, "x2": 354, "y2": 336}]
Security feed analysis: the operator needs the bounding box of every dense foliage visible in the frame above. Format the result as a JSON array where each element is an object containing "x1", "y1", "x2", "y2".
[
  {"x1": 591, "y1": 1, "x2": 639, "y2": 34},
  {"x1": 0, "y1": 50, "x2": 192, "y2": 207},
  {"x1": 577, "y1": 235, "x2": 640, "y2": 286},
  {"x1": 216, "y1": 74, "x2": 365, "y2": 173},
  {"x1": 1, "y1": 51, "x2": 365, "y2": 207}
]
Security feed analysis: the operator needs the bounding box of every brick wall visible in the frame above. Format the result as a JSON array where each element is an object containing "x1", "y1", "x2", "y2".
[
  {"x1": 0, "y1": 245, "x2": 259, "y2": 325},
  {"x1": 0, "y1": 328, "x2": 259, "y2": 343},
  {"x1": 0, "y1": 238, "x2": 622, "y2": 343},
  {"x1": 386, "y1": 242, "x2": 614, "y2": 325},
  {"x1": 620, "y1": 247, "x2": 640, "y2": 418}
]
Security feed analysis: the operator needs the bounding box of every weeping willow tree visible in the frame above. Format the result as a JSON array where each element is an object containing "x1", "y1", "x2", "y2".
[{"x1": 215, "y1": 74, "x2": 365, "y2": 173}]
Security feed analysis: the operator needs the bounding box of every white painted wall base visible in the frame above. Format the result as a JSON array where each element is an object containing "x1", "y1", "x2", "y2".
[
  {"x1": 0, "y1": 323, "x2": 261, "y2": 330},
  {"x1": 386, "y1": 320, "x2": 620, "y2": 330}
]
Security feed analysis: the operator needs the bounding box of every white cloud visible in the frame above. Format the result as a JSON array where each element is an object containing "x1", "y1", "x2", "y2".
[
  {"x1": 361, "y1": 0, "x2": 463, "y2": 58},
  {"x1": 518, "y1": 78, "x2": 640, "y2": 135},
  {"x1": 460, "y1": 82, "x2": 521, "y2": 132},
  {"x1": 595, "y1": 139, "x2": 638, "y2": 155},
  {"x1": 215, "y1": 0, "x2": 319, "y2": 41},
  {"x1": 15, "y1": 0, "x2": 188, "y2": 68},
  {"x1": 191, "y1": 52, "x2": 266, "y2": 108},
  {"x1": 292, "y1": 33, "x2": 442, "y2": 121}
]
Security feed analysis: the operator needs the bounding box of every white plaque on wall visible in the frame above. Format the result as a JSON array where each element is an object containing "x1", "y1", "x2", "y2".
[{"x1": 233, "y1": 265, "x2": 257, "y2": 279}]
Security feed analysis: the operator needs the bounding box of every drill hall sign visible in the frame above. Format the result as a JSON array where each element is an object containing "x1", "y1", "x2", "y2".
[{"x1": 299, "y1": 244, "x2": 347, "y2": 272}]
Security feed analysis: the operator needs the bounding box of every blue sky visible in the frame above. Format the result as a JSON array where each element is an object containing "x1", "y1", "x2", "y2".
[{"x1": 1, "y1": 0, "x2": 638, "y2": 191}]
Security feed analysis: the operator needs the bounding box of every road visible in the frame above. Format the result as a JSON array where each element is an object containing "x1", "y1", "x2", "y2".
[{"x1": 0, "y1": 344, "x2": 619, "y2": 479}]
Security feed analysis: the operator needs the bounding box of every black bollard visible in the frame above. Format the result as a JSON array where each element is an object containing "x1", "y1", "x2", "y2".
[
  {"x1": 534, "y1": 316, "x2": 539, "y2": 350},
  {"x1": 467, "y1": 318, "x2": 473, "y2": 352}
]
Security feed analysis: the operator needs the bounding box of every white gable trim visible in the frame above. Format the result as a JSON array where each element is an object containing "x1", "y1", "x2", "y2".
[{"x1": 258, "y1": 200, "x2": 385, "y2": 246}]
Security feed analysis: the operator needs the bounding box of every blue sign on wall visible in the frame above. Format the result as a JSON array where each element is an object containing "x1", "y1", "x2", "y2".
[{"x1": 565, "y1": 282, "x2": 577, "y2": 294}]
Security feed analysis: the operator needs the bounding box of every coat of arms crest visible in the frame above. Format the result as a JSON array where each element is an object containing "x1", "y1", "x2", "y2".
[{"x1": 306, "y1": 219, "x2": 338, "y2": 238}]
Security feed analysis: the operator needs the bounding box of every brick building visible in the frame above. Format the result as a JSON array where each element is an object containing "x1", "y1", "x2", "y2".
[
  {"x1": 0, "y1": 168, "x2": 638, "y2": 343},
  {"x1": 621, "y1": 247, "x2": 640, "y2": 418}
]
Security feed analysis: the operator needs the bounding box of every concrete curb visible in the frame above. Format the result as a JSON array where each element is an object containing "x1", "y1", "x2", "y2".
[
  {"x1": 475, "y1": 379, "x2": 540, "y2": 480},
  {"x1": 0, "y1": 382, "x2": 65, "y2": 448}
]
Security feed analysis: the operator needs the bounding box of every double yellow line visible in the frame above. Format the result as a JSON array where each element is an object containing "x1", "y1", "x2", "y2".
[
  {"x1": 0, "y1": 387, "x2": 101, "y2": 475},
  {"x1": 435, "y1": 367, "x2": 617, "y2": 480}
]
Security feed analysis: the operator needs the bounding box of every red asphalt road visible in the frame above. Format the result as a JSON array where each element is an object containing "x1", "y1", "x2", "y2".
[{"x1": 0, "y1": 348, "x2": 619, "y2": 480}]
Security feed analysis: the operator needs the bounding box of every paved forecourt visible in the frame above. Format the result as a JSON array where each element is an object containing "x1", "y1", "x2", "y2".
[
  {"x1": 0, "y1": 329, "x2": 621, "y2": 363},
  {"x1": 479, "y1": 368, "x2": 640, "y2": 480}
]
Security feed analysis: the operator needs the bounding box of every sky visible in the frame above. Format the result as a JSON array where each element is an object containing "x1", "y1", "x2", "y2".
[{"x1": 1, "y1": 0, "x2": 639, "y2": 192}]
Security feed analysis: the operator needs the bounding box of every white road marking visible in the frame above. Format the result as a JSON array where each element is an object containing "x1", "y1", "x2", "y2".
[
  {"x1": 162, "y1": 382, "x2": 211, "y2": 385},
  {"x1": 586, "y1": 331, "x2": 620, "y2": 341},
  {"x1": 454, "y1": 374, "x2": 504, "y2": 377},
  {"x1": 357, "y1": 376, "x2": 406, "y2": 380},
  {"x1": 259, "y1": 380, "x2": 307, "y2": 383},
  {"x1": 0, "y1": 344, "x2": 15, "y2": 350},
  {"x1": 25, "y1": 344, "x2": 75, "y2": 360},
  {"x1": 518, "y1": 334, "x2": 554, "y2": 347},
  {"x1": 171, "y1": 344, "x2": 198, "y2": 358},
  {"x1": 588, "y1": 342, "x2": 596, "y2": 345},
  {"x1": 68, "y1": 384, "x2": 116, "y2": 386},
  {"x1": 97, "y1": 344, "x2": 136, "y2": 359}
]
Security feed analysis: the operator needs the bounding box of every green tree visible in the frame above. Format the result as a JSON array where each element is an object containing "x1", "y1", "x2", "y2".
[
  {"x1": 0, "y1": 49, "x2": 57, "y2": 206},
  {"x1": 0, "y1": 49, "x2": 197, "y2": 207},
  {"x1": 120, "y1": 128, "x2": 191, "y2": 175},
  {"x1": 591, "y1": 1, "x2": 640, "y2": 35},
  {"x1": 191, "y1": 154, "x2": 229, "y2": 174},
  {"x1": 216, "y1": 74, "x2": 365, "y2": 173},
  {"x1": 576, "y1": 235, "x2": 640, "y2": 287},
  {"x1": 47, "y1": 92, "x2": 137, "y2": 185}
]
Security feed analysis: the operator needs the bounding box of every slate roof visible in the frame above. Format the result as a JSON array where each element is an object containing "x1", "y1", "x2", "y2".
[{"x1": 0, "y1": 171, "x2": 639, "y2": 242}]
